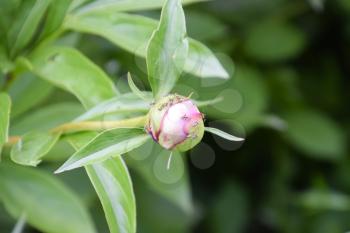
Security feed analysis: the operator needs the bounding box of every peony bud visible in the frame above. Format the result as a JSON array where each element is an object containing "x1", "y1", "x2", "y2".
[{"x1": 146, "y1": 94, "x2": 204, "y2": 152}]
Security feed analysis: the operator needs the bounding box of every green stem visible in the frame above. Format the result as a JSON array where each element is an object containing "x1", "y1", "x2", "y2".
[
  {"x1": 6, "y1": 115, "x2": 148, "y2": 146},
  {"x1": 51, "y1": 115, "x2": 147, "y2": 133}
]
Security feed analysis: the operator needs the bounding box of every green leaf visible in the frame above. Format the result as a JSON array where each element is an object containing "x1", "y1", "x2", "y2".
[
  {"x1": 11, "y1": 131, "x2": 60, "y2": 166},
  {"x1": 147, "y1": 0, "x2": 189, "y2": 98},
  {"x1": 185, "y1": 38, "x2": 229, "y2": 78},
  {"x1": 56, "y1": 128, "x2": 149, "y2": 173},
  {"x1": 283, "y1": 110, "x2": 345, "y2": 160},
  {"x1": 0, "y1": 93, "x2": 11, "y2": 153},
  {"x1": 86, "y1": 158, "x2": 136, "y2": 233},
  {"x1": 30, "y1": 46, "x2": 118, "y2": 108},
  {"x1": 66, "y1": 13, "x2": 153, "y2": 57},
  {"x1": 68, "y1": 131, "x2": 136, "y2": 233},
  {"x1": 0, "y1": 163, "x2": 96, "y2": 233},
  {"x1": 8, "y1": 72, "x2": 53, "y2": 118},
  {"x1": 39, "y1": 0, "x2": 72, "y2": 39},
  {"x1": 65, "y1": 12, "x2": 228, "y2": 79},
  {"x1": 11, "y1": 102, "x2": 84, "y2": 135},
  {"x1": 9, "y1": 0, "x2": 51, "y2": 56},
  {"x1": 77, "y1": 0, "x2": 206, "y2": 15},
  {"x1": 126, "y1": 141, "x2": 193, "y2": 214},
  {"x1": 205, "y1": 127, "x2": 244, "y2": 141},
  {"x1": 75, "y1": 93, "x2": 151, "y2": 121},
  {"x1": 66, "y1": 131, "x2": 99, "y2": 149}
]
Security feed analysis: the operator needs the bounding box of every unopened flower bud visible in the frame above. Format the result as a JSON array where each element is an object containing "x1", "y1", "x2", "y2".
[{"x1": 146, "y1": 94, "x2": 204, "y2": 152}]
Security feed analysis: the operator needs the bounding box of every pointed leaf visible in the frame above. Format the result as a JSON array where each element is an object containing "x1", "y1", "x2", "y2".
[
  {"x1": 11, "y1": 131, "x2": 60, "y2": 166},
  {"x1": 66, "y1": 131, "x2": 99, "y2": 149},
  {"x1": 65, "y1": 13, "x2": 228, "y2": 79},
  {"x1": 30, "y1": 46, "x2": 118, "y2": 108},
  {"x1": 205, "y1": 127, "x2": 244, "y2": 141},
  {"x1": 68, "y1": 132, "x2": 137, "y2": 233},
  {"x1": 0, "y1": 93, "x2": 11, "y2": 153},
  {"x1": 75, "y1": 93, "x2": 151, "y2": 121},
  {"x1": 56, "y1": 128, "x2": 149, "y2": 173},
  {"x1": 86, "y1": 158, "x2": 136, "y2": 233},
  {"x1": 0, "y1": 163, "x2": 96, "y2": 233},
  {"x1": 147, "y1": 0, "x2": 189, "y2": 98},
  {"x1": 185, "y1": 39, "x2": 229, "y2": 79}
]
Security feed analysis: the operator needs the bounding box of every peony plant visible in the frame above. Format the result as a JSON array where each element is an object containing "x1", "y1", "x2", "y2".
[{"x1": 0, "y1": 0, "x2": 243, "y2": 232}]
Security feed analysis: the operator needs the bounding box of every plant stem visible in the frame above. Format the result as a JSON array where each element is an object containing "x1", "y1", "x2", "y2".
[
  {"x1": 6, "y1": 115, "x2": 148, "y2": 146},
  {"x1": 51, "y1": 115, "x2": 147, "y2": 133}
]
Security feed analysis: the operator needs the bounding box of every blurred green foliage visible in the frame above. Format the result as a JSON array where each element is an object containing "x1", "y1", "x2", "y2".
[{"x1": 1, "y1": 0, "x2": 350, "y2": 232}]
